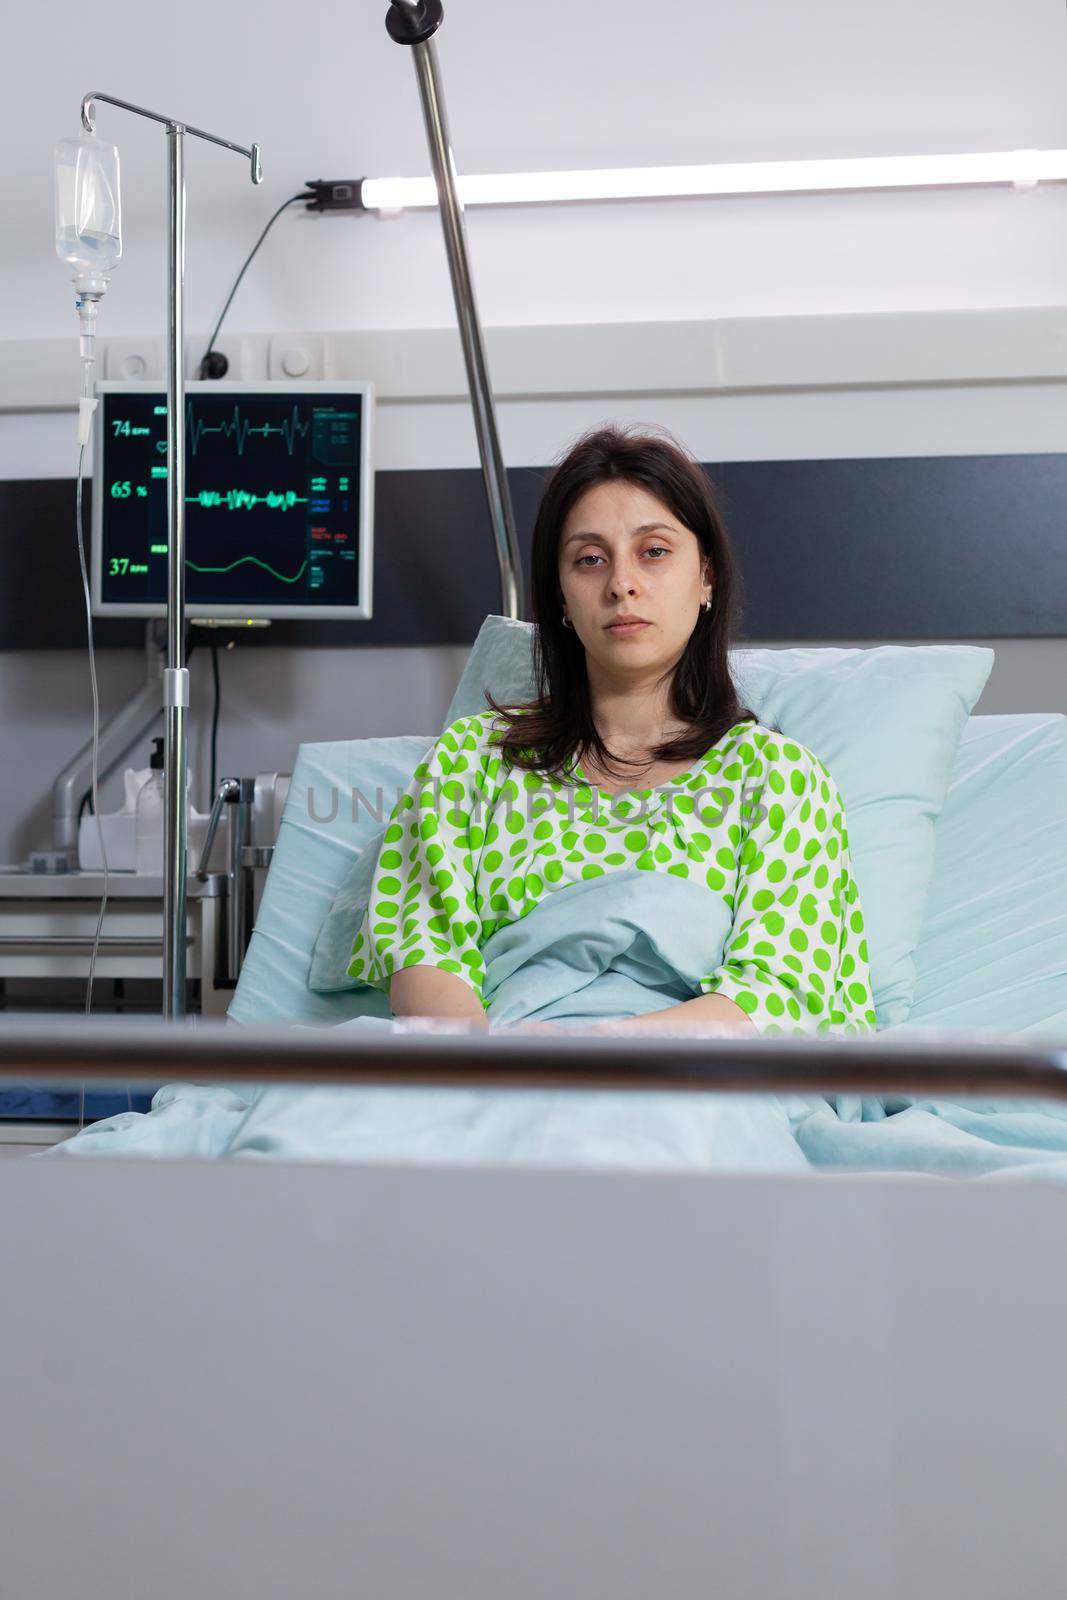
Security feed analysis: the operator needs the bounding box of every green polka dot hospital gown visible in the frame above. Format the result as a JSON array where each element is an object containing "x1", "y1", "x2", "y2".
[{"x1": 347, "y1": 710, "x2": 877, "y2": 1037}]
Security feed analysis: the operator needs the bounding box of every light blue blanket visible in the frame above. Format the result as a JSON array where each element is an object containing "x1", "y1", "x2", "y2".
[{"x1": 39, "y1": 872, "x2": 1067, "y2": 1179}]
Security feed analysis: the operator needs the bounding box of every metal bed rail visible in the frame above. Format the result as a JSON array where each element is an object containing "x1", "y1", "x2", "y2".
[{"x1": 1, "y1": 1018, "x2": 1066, "y2": 1100}]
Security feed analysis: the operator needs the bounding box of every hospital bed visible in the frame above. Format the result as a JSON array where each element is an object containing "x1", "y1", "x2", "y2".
[
  {"x1": 1, "y1": 706, "x2": 1067, "y2": 1597},
  {"x1": 229, "y1": 708, "x2": 1067, "y2": 1040}
]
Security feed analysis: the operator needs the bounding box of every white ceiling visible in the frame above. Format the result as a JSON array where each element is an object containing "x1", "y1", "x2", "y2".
[{"x1": 7, "y1": 0, "x2": 1067, "y2": 339}]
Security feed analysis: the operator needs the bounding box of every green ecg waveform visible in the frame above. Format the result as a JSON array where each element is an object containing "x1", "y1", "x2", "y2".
[
  {"x1": 186, "y1": 556, "x2": 309, "y2": 585},
  {"x1": 186, "y1": 489, "x2": 309, "y2": 511},
  {"x1": 185, "y1": 403, "x2": 313, "y2": 457}
]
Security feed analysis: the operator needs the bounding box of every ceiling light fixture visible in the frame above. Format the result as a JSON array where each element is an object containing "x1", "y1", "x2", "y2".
[{"x1": 359, "y1": 148, "x2": 1064, "y2": 214}]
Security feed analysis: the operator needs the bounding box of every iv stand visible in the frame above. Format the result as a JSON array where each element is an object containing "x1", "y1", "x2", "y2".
[
  {"x1": 79, "y1": 92, "x2": 262, "y2": 1020},
  {"x1": 384, "y1": 1, "x2": 525, "y2": 621}
]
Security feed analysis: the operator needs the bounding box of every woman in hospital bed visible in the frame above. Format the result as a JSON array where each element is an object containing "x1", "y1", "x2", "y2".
[{"x1": 346, "y1": 424, "x2": 875, "y2": 1040}]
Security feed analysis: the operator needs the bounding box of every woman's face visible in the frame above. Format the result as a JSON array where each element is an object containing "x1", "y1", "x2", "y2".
[{"x1": 557, "y1": 479, "x2": 711, "y2": 681}]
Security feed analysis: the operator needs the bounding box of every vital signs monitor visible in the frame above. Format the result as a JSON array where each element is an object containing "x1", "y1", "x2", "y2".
[{"x1": 91, "y1": 381, "x2": 374, "y2": 620}]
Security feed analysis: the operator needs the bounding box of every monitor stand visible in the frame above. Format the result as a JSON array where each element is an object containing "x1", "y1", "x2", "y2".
[
  {"x1": 52, "y1": 620, "x2": 166, "y2": 861},
  {"x1": 51, "y1": 617, "x2": 274, "y2": 861}
]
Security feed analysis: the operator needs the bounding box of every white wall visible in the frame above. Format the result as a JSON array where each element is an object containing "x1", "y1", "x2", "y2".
[
  {"x1": 2, "y1": 0, "x2": 1066, "y2": 864},
  {"x1": 9, "y1": 0, "x2": 1067, "y2": 335}
]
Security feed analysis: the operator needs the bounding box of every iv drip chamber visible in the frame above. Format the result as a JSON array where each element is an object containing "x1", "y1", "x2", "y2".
[{"x1": 54, "y1": 131, "x2": 122, "y2": 283}]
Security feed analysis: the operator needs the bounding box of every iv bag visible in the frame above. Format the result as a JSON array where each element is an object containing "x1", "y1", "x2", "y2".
[{"x1": 54, "y1": 132, "x2": 122, "y2": 278}]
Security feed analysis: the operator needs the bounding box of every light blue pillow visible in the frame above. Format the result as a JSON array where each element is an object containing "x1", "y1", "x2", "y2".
[
  {"x1": 902, "y1": 713, "x2": 1067, "y2": 1042},
  {"x1": 305, "y1": 736, "x2": 438, "y2": 997},
  {"x1": 437, "y1": 615, "x2": 994, "y2": 1025},
  {"x1": 444, "y1": 614, "x2": 550, "y2": 727}
]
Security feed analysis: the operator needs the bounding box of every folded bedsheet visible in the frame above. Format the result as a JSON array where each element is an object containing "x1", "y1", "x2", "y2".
[
  {"x1": 40, "y1": 867, "x2": 1067, "y2": 1180},
  {"x1": 37, "y1": 1046, "x2": 1067, "y2": 1179},
  {"x1": 479, "y1": 870, "x2": 730, "y2": 1025}
]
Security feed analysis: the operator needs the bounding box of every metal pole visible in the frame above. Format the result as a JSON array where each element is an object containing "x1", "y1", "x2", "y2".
[
  {"x1": 163, "y1": 125, "x2": 189, "y2": 1018},
  {"x1": 226, "y1": 779, "x2": 256, "y2": 984},
  {"x1": 386, "y1": 2, "x2": 525, "y2": 621},
  {"x1": 78, "y1": 93, "x2": 260, "y2": 1020}
]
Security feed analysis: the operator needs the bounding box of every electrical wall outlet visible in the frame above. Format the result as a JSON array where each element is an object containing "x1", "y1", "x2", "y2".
[
  {"x1": 184, "y1": 335, "x2": 250, "y2": 381},
  {"x1": 103, "y1": 339, "x2": 164, "y2": 381},
  {"x1": 268, "y1": 334, "x2": 329, "y2": 381}
]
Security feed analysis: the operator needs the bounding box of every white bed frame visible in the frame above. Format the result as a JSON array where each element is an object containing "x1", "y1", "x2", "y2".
[{"x1": 2, "y1": 1019, "x2": 1066, "y2": 1597}]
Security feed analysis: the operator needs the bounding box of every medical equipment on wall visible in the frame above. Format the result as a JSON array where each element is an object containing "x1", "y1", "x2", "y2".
[
  {"x1": 134, "y1": 737, "x2": 166, "y2": 875},
  {"x1": 58, "y1": 92, "x2": 261, "y2": 1022},
  {"x1": 73, "y1": 744, "x2": 219, "y2": 876},
  {"x1": 92, "y1": 381, "x2": 374, "y2": 621}
]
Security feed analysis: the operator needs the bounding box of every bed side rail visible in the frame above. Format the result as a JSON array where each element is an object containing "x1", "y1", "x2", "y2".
[{"x1": 0, "y1": 1019, "x2": 1066, "y2": 1101}]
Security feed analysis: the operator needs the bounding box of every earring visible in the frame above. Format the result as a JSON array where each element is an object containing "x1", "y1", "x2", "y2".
[
  {"x1": 701, "y1": 594, "x2": 712, "y2": 612},
  {"x1": 561, "y1": 612, "x2": 574, "y2": 629}
]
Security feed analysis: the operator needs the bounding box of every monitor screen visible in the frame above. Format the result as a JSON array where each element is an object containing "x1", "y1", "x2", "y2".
[{"x1": 92, "y1": 381, "x2": 374, "y2": 620}]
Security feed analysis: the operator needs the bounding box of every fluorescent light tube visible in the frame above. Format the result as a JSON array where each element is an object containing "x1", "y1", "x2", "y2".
[{"x1": 360, "y1": 148, "x2": 1067, "y2": 213}]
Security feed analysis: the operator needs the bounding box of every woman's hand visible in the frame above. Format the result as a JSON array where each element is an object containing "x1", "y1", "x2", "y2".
[
  {"x1": 489, "y1": 1019, "x2": 563, "y2": 1035},
  {"x1": 490, "y1": 1014, "x2": 754, "y2": 1038},
  {"x1": 389, "y1": 965, "x2": 489, "y2": 1029},
  {"x1": 575, "y1": 1001, "x2": 757, "y2": 1037}
]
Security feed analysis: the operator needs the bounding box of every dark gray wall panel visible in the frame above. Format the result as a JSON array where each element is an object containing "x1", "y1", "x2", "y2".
[
  {"x1": 2, "y1": 454, "x2": 1064, "y2": 648},
  {"x1": 717, "y1": 455, "x2": 1066, "y2": 638}
]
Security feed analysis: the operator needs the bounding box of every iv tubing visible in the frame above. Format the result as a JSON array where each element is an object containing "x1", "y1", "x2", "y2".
[{"x1": 73, "y1": 386, "x2": 120, "y2": 1123}]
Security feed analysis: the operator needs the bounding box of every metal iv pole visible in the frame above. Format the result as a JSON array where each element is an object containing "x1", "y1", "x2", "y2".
[
  {"x1": 79, "y1": 92, "x2": 262, "y2": 1019},
  {"x1": 383, "y1": 0, "x2": 526, "y2": 622}
]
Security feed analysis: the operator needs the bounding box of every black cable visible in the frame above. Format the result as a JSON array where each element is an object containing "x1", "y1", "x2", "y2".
[
  {"x1": 198, "y1": 192, "x2": 313, "y2": 378},
  {"x1": 210, "y1": 639, "x2": 221, "y2": 803}
]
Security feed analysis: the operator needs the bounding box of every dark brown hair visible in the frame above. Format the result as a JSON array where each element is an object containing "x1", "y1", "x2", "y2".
[{"x1": 485, "y1": 422, "x2": 758, "y2": 785}]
